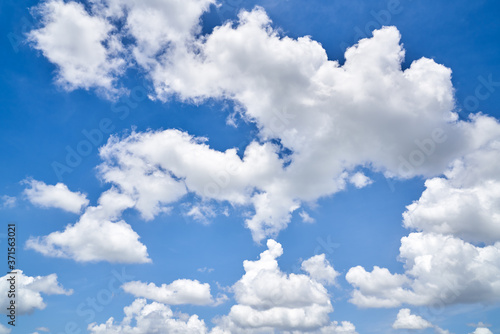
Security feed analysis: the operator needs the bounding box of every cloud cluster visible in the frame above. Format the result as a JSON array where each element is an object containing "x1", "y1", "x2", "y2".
[
  {"x1": 26, "y1": 1, "x2": 500, "y2": 329},
  {"x1": 346, "y1": 137, "x2": 500, "y2": 309},
  {"x1": 0, "y1": 270, "x2": 72, "y2": 315},
  {"x1": 88, "y1": 298, "x2": 209, "y2": 334},
  {"x1": 403, "y1": 136, "x2": 500, "y2": 244},
  {"x1": 211, "y1": 240, "x2": 352, "y2": 333},
  {"x1": 26, "y1": 188, "x2": 151, "y2": 263},
  {"x1": 89, "y1": 239, "x2": 354, "y2": 333},
  {"x1": 28, "y1": 1, "x2": 500, "y2": 244}
]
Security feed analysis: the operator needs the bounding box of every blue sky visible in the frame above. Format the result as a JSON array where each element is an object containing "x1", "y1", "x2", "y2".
[{"x1": 1, "y1": 0, "x2": 500, "y2": 333}]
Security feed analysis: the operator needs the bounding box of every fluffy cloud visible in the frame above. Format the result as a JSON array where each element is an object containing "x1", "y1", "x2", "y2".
[
  {"x1": 28, "y1": 0, "x2": 125, "y2": 94},
  {"x1": 470, "y1": 328, "x2": 493, "y2": 334},
  {"x1": 88, "y1": 298, "x2": 209, "y2": 334},
  {"x1": 23, "y1": 179, "x2": 89, "y2": 213},
  {"x1": 403, "y1": 137, "x2": 500, "y2": 244},
  {"x1": 26, "y1": 188, "x2": 151, "y2": 263},
  {"x1": 212, "y1": 240, "x2": 355, "y2": 333},
  {"x1": 347, "y1": 122, "x2": 500, "y2": 309},
  {"x1": 97, "y1": 129, "x2": 287, "y2": 241},
  {"x1": 392, "y1": 308, "x2": 432, "y2": 329},
  {"x1": 122, "y1": 279, "x2": 214, "y2": 305},
  {"x1": 346, "y1": 232, "x2": 500, "y2": 308},
  {"x1": 301, "y1": 254, "x2": 339, "y2": 286},
  {"x1": 0, "y1": 270, "x2": 72, "y2": 315},
  {"x1": 29, "y1": 1, "x2": 500, "y2": 242},
  {"x1": 349, "y1": 172, "x2": 373, "y2": 189}
]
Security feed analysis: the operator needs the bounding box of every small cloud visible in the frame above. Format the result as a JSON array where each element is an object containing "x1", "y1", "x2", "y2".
[
  {"x1": 185, "y1": 204, "x2": 216, "y2": 224},
  {"x1": 213, "y1": 293, "x2": 229, "y2": 306},
  {"x1": 349, "y1": 172, "x2": 373, "y2": 189},
  {"x1": 22, "y1": 178, "x2": 89, "y2": 213},
  {"x1": 197, "y1": 267, "x2": 214, "y2": 273},
  {"x1": 1, "y1": 195, "x2": 16, "y2": 209},
  {"x1": 35, "y1": 328, "x2": 50, "y2": 333},
  {"x1": 299, "y1": 210, "x2": 315, "y2": 224},
  {"x1": 468, "y1": 322, "x2": 491, "y2": 328}
]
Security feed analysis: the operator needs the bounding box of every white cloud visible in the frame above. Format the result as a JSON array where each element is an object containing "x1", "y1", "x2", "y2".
[
  {"x1": 186, "y1": 204, "x2": 217, "y2": 224},
  {"x1": 212, "y1": 240, "x2": 355, "y2": 333},
  {"x1": 122, "y1": 279, "x2": 214, "y2": 305},
  {"x1": 26, "y1": 188, "x2": 151, "y2": 263},
  {"x1": 317, "y1": 321, "x2": 358, "y2": 334},
  {"x1": 0, "y1": 270, "x2": 72, "y2": 315},
  {"x1": 299, "y1": 210, "x2": 315, "y2": 224},
  {"x1": 29, "y1": 1, "x2": 500, "y2": 243},
  {"x1": 349, "y1": 172, "x2": 373, "y2": 189},
  {"x1": 29, "y1": 0, "x2": 125, "y2": 95},
  {"x1": 470, "y1": 328, "x2": 493, "y2": 334},
  {"x1": 23, "y1": 179, "x2": 89, "y2": 213},
  {"x1": 392, "y1": 308, "x2": 432, "y2": 329},
  {"x1": 403, "y1": 137, "x2": 500, "y2": 244},
  {"x1": 346, "y1": 232, "x2": 500, "y2": 308},
  {"x1": 301, "y1": 254, "x2": 339, "y2": 286},
  {"x1": 1, "y1": 195, "x2": 16, "y2": 209},
  {"x1": 88, "y1": 298, "x2": 209, "y2": 334},
  {"x1": 35, "y1": 328, "x2": 50, "y2": 333}
]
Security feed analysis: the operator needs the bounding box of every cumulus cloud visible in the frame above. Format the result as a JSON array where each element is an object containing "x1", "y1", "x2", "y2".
[
  {"x1": 23, "y1": 179, "x2": 89, "y2": 213},
  {"x1": 28, "y1": 0, "x2": 125, "y2": 94},
  {"x1": 88, "y1": 298, "x2": 209, "y2": 334},
  {"x1": 301, "y1": 254, "x2": 339, "y2": 286},
  {"x1": 403, "y1": 137, "x2": 500, "y2": 244},
  {"x1": 211, "y1": 240, "x2": 355, "y2": 333},
  {"x1": 26, "y1": 188, "x2": 151, "y2": 263},
  {"x1": 122, "y1": 279, "x2": 214, "y2": 305},
  {"x1": 346, "y1": 232, "x2": 500, "y2": 308},
  {"x1": 470, "y1": 328, "x2": 493, "y2": 334},
  {"x1": 392, "y1": 308, "x2": 432, "y2": 329},
  {"x1": 0, "y1": 270, "x2": 72, "y2": 315},
  {"x1": 29, "y1": 1, "x2": 500, "y2": 242},
  {"x1": 349, "y1": 172, "x2": 373, "y2": 189}
]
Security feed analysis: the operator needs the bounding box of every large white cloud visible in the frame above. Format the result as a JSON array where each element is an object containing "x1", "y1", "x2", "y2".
[
  {"x1": 23, "y1": 179, "x2": 89, "y2": 213},
  {"x1": 347, "y1": 132, "x2": 500, "y2": 309},
  {"x1": 88, "y1": 298, "x2": 209, "y2": 334},
  {"x1": 122, "y1": 279, "x2": 214, "y2": 305},
  {"x1": 28, "y1": 0, "x2": 125, "y2": 94},
  {"x1": 346, "y1": 232, "x2": 500, "y2": 308},
  {"x1": 29, "y1": 1, "x2": 500, "y2": 243},
  {"x1": 403, "y1": 137, "x2": 500, "y2": 244},
  {"x1": 211, "y1": 239, "x2": 355, "y2": 333},
  {"x1": 26, "y1": 188, "x2": 151, "y2": 263},
  {"x1": 0, "y1": 270, "x2": 72, "y2": 315}
]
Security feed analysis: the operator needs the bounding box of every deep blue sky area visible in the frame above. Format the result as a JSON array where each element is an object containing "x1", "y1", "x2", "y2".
[{"x1": 1, "y1": 1, "x2": 500, "y2": 333}]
